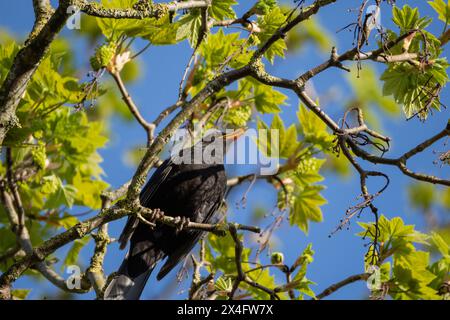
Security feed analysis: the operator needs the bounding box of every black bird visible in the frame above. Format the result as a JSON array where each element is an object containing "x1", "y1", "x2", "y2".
[{"x1": 104, "y1": 129, "x2": 243, "y2": 300}]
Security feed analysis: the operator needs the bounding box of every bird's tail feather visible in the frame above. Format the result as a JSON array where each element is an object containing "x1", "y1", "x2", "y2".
[
  {"x1": 103, "y1": 243, "x2": 163, "y2": 300},
  {"x1": 103, "y1": 268, "x2": 152, "y2": 300}
]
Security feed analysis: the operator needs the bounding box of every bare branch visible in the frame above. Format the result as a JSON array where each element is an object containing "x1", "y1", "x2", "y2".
[
  {"x1": 77, "y1": 0, "x2": 209, "y2": 19},
  {"x1": 228, "y1": 225, "x2": 279, "y2": 300},
  {"x1": 297, "y1": 30, "x2": 418, "y2": 84},
  {"x1": 253, "y1": 0, "x2": 337, "y2": 60},
  {"x1": 189, "y1": 240, "x2": 215, "y2": 300},
  {"x1": 315, "y1": 273, "x2": 369, "y2": 300},
  {"x1": 347, "y1": 123, "x2": 450, "y2": 186},
  {"x1": 110, "y1": 70, "x2": 155, "y2": 145},
  {"x1": 250, "y1": 49, "x2": 450, "y2": 187},
  {"x1": 152, "y1": 102, "x2": 183, "y2": 128}
]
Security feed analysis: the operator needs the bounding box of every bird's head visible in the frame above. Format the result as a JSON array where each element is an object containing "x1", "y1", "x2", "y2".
[
  {"x1": 199, "y1": 128, "x2": 245, "y2": 150},
  {"x1": 171, "y1": 128, "x2": 245, "y2": 165},
  {"x1": 196, "y1": 128, "x2": 245, "y2": 164}
]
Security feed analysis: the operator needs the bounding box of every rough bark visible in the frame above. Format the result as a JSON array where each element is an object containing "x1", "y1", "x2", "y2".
[{"x1": 0, "y1": 3, "x2": 70, "y2": 146}]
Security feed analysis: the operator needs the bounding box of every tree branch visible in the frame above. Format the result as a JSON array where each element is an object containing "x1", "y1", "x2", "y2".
[
  {"x1": 77, "y1": 0, "x2": 208, "y2": 19},
  {"x1": 0, "y1": 188, "x2": 88, "y2": 299},
  {"x1": 110, "y1": 70, "x2": 155, "y2": 145},
  {"x1": 0, "y1": 198, "x2": 259, "y2": 298},
  {"x1": 253, "y1": 0, "x2": 337, "y2": 60},
  {"x1": 249, "y1": 46, "x2": 450, "y2": 187},
  {"x1": 0, "y1": 0, "x2": 364, "y2": 298},
  {"x1": 188, "y1": 240, "x2": 215, "y2": 300},
  {"x1": 0, "y1": 2, "x2": 71, "y2": 146},
  {"x1": 86, "y1": 224, "x2": 110, "y2": 299},
  {"x1": 347, "y1": 122, "x2": 450, "y2": 186},
  {"x1": 125, "y1": 65, "x2": 250, "y2": 202},
  {"x1": 0, "y1": 0, "x2": 209, "y2": 146},
  {"x1": 32, "y1": 0, "x2": 52, "y2": 19},
  {"x1": 228, "y1": 224, "x2": 279, "y2": 300},
  {"x1": 315, "y1": 273, "x2": 369, "y2": 300},
  {"x1": 297, "y1": 30, "x2": 418, "y2": 84}
]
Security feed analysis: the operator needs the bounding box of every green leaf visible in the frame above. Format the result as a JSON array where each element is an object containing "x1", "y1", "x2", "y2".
[
  {"x1": 430, "y1": 232, "x2": 450, "y2": 257},
  {"x1": 31, "y1": 141, "x2": 46, "y2": 170},
  {"x1": 380, "y1": 59, "x2": 448, "y2": 119},
  {"x1": 358, "y1": 215, "x2": 429, "y2": 272},
  {"x1": 256, "y1": 115, "x2": 298, "y2": 158},
  {"x1": 11, "y1": 289, "x2": 31, "y2": 300},
  {"x1": 280, "y1": 124, "x2": 299, "y2": 157},
  {"x1": 253, "y1": 80, "x2": 287, "y2": 113},
  {"x1": 0, "y1": 40, "x2": 19, "y2": 86},
  {"x1": 0, "y1": 227, "x2": 17, "y2": 268},
  {"x1": 41, "y1": 175, "x2": 60, "y2": 194},
  {"x1": 295, "y1": 278, "x2": 316, "y2": 299},
  {"x1": 224, "y1": 104, "x2": 252, "y2": 127},
  {"x1": 206, "y1": 232, "x2": 279, "y2": 300},
  {"x1": 392, "y1": 250, "x2": 440, "y2": 300},
  {"x1": 297, "y1": 103, "x2": 333, "y2": 149},
  {"x1": 294, "y1": 158, "x2": 325, "y2": 186},
  {"x1": 96, "y1": 0, "x2": 173, "y2": 43},
  {"x1": 428, "y1": 0, "x2": 450, "y2": 23},
  {"x1": 176, "y1": 11, "x2": 203, "y2": 47},
  {"x1": 392, "y1": 5, "x2": 432, "y2": 32},
  {"x1": 199, "y1": 29, "x2": 251, "y2": 69},
  {"x1": 42, "y1": 175, "x2": 77, "y2": 209},
  {"x1": 55, "y1": 213, "x2": 79, "y2": 230},
  {"x1": 146, "y1": 22, "x2": 180, "y2": 45},
  {"x1": 63, "y1": 236, "x2": 91, "y2": 267},
  {"x1": 73, "y1": 172, "x2": 109, "y2": 209},
  {"x1": 47, "y1": 184, "x2": 77, "y2": 209},
  {"x1": 292, "y1": 243, "x2": 314, "y2": 276},
  {"x1": 209, "y1": 0, "x2": 237, "y2": 20},
  {"x1": 42, "y1": 108, "x2": 108, "y2": 179},
  {"x1": 290, "y1": 185, "x2": 327, "y2": 233},
  {"x1": 358, "y1": 215, "x2": 429, "y2": 246},
  {"x1": 253, "y1": 0, "x2": 278, "y2": 15},
  {"x1": 263, "y1": 114, "x2": 300, "y2": 158},
  {"x1": 128, "y1": 13, "x2": 181, "y2": 45},
  {"x1": 291, "y1": 244, "x2": 315, "y2": 298},
  {"x1": 244, "y1": 266, "x2": 277, "y2": 300},
  {"x1": 206, "y1": 232, "x2": 249, "y2": 275},
  {"x1": 256, "y1": 7, "x2": 287, "y2": 63}
]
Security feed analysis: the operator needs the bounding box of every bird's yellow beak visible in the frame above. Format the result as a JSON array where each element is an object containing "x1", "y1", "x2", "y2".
[{"x1": 223, "y1": 128, "x2": 246, "y2": 141}]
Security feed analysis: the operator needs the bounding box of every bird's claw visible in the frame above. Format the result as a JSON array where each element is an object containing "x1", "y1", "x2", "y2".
[
  {"x1": 173, "y1": 216, "x2": 190, "y2": 233},
  {"x1": 150, "y1": 208, "x2": 163, "y2": 222},
  {"x1": 137, "y1": 208, "x2": 163, "y2": 229}
]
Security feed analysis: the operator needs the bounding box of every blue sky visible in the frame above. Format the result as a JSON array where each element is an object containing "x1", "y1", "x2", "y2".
[{"x1": 1, "y1": 0, "x2": 449, "y2": 299}]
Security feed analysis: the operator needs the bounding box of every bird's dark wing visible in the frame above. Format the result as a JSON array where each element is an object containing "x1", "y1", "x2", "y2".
[
  {"x1": 156, "y1": 196, "x2": 225, "y2": 280},
  {"x1": 118, "y1": 159, "x2": 173, "y2": 250}
]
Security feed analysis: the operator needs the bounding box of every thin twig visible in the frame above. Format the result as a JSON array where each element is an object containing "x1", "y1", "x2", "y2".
[{"x1": 110, "y1": 70, "x2": 155, "y2": 145}]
